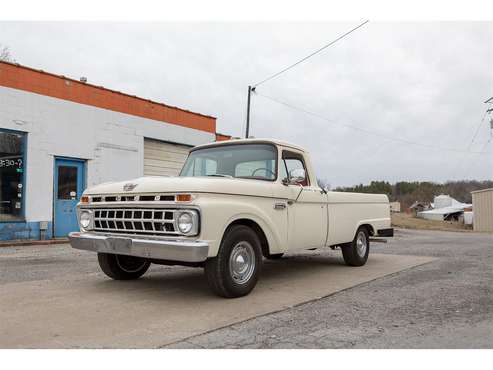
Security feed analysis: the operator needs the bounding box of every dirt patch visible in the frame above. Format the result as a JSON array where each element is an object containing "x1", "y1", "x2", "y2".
[{"x1": 391, "y1": 213, "x2": 472, "y2": 232}]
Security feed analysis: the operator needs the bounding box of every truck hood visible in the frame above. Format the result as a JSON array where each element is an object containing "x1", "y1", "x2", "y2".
[{"x1": 84, "y1": 176, "x2": 276, "y2": 198}]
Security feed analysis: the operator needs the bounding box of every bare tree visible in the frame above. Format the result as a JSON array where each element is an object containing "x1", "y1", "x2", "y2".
[{"x1": 0, "y1": 45, "x2": 14, "y2": 62}]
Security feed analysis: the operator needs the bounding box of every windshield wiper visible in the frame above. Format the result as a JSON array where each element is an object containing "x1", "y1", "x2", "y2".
[{"x1": 206, "y1": 174, "x2": 233, "y2": 178}]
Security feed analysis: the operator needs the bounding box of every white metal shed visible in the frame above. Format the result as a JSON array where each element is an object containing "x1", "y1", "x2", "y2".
[{"x1": 471, "y1": 188, "x2": 493, "y2": 232}]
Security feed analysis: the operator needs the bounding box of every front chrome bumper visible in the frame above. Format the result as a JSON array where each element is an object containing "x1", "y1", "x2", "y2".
[{"x1": 68, "y1": 232, "x2": 209, "y2": 262}]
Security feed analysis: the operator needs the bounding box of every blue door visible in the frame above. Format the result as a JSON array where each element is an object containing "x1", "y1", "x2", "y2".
[{"x1": 54, "y1": 158, "x2": 85, "y2": 237}]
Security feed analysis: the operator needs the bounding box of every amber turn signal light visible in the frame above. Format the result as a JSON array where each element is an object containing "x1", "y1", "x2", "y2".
[
  {"x1": 176, "y1": 194, "x2": 192, "y2": 202},
  {"x1": 80, "y1": 196, "x2": 89, "y2": 204}
]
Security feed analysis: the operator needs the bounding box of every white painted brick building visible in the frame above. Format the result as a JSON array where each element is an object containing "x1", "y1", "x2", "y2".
[{"x1": 0, "y1": 61, "x2": 226, "y2": 240}]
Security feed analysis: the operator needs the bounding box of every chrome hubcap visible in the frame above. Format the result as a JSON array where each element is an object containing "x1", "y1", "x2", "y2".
[
  {"x1": 356, "y1": 231, "x2": 367, "y2": 258},
  {"x1": 229, "y1": 241, "x2": 255, "y2": 285}
]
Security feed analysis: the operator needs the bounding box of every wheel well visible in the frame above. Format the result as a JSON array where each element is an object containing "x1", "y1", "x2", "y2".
[
  {"x1": 224, "y1": 219, "x2": 270, "y2": 258},
  {"x1": 359, "y1": 224, "x2": 375, "y2": 236}
]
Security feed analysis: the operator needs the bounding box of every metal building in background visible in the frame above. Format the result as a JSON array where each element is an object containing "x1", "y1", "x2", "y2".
[{"x1": 471, "y1": 188, "x2": 493, "y2": 232}]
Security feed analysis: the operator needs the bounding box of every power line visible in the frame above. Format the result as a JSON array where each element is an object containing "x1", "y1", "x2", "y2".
[
  {"x1": 253, "y1": 20, "x2": 369, "y2": 88},
  {"x1": 256, "y1": 91, "x2": 489, "y2": 155},
  {"x1": 479, "y1": 137, "x2": 492, "y2": 153},
  {"x1": 245, "y1": 20, "x2": 369, "y2": 137},
  {"x1": 463, "y1": 136, "x2": 492, "y2": 179},
  {"x1": 466, "y1": 109, "x2": 489, "y2": 151}
]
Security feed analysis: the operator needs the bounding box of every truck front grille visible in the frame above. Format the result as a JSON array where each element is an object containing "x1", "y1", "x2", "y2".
[{"x1": 93, "y1": 208, "x2": 179, "y2": 235}]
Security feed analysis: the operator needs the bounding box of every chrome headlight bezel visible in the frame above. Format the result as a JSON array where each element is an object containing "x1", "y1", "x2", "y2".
[
  {"x1": 78, "y1": 209, "x2": 94, "y2": 231},
  {"x1": 176, "y1": 210, "x2": 199, "y2": 236}
]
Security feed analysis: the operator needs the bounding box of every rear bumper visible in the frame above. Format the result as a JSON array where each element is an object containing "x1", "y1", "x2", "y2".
[
  {"x1": 377, "y1": 228, "x2": 394, "y2": 237},
  {"x1": 68, "y1": 231, "x2": 209, "y2": 262}
]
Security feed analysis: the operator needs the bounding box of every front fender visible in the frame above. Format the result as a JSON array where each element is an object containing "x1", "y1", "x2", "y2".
[{"x1": 196, "y1": 195, "x2": 287, "y2": 257}]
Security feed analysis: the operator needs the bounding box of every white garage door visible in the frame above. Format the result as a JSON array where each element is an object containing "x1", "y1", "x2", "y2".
[{"x1": 143, "y1": 139, "x2": 191, "y2": 176}]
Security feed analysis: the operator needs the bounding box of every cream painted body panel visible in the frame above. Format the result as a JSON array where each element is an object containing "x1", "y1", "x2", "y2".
[
  {"x1": 276, "y1": 185, "x2": 328, "y2": 250},
  {"x1": 80, "y1": 139, "x2": 391, "y2": 258},
  {"x1": 196, "y1": 193, "x2": 288, "y2": 257},
  {"x1": 275, "y1": 145, "x2": 329, "y2": 250},
  {"x1": 326, "y1": 191, "x2": 391, "y2": 246},
  {"x1": 84, "y1": 175, "x2": 276, "y2": 198}
]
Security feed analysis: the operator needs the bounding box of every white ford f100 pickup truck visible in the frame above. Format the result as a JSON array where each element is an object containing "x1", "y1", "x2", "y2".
[{"x1": 70, "y1": 138, "x2": 393, "y2": 297}]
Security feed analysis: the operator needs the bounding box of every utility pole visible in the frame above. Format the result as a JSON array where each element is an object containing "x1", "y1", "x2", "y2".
[
  {"x1": 487, "y1": 97, "x2": 493, "y2": 138},
  {"x1": 486, "y1": 97, "x2": 493, "y2": 145},
  {"x1": 245, "y1": 85, "x2": 255, "y2": 138}
]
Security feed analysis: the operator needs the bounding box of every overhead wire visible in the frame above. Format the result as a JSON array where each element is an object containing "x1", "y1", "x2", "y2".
[
  {"x1": 255, "y1": 91, "x2": 490, "y2": 155},
  {"x1": 253, "y1": 20, "x2": 369, "y2": 88},
  {"x1": 466, "y1": 109, "x2": 489, "y2": 151},
  {"x1": 463, "y1": 135, "x2": 492, "y2": 180}
]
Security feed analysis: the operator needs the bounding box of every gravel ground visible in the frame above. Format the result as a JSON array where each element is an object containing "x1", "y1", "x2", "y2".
[
  {"x1": 1, "y1": 228, "x2": 492, "y2": 348},
  {"x1": 165, "y1": 229, "x2": 493, "y2": 348}
]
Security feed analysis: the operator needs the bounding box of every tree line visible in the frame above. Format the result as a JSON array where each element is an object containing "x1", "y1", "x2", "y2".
[{"x1": 333, "y1": 180, "x2": 493, "y2": 209}]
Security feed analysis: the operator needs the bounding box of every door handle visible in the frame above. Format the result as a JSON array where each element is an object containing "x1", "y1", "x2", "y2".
[{"x1": 274, "y1": 202, "x2": 287, "y2": 210}]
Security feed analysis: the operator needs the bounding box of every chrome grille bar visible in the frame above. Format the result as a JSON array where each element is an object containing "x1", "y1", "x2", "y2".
[{"x1": 93, "y1": 208, "x2": 179, "y2": 235}]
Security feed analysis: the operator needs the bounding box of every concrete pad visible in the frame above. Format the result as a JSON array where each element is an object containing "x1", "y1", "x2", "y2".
[{"x1": 0, "y1": 252, "x2": 434, "y2": 348}]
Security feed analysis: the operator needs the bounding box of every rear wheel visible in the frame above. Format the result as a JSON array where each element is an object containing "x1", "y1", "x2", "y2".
[
  {"x1": 341, "y1": 227, "x2": 370, "y2": 266},
  {"x1": 205, "y1": 225, "x2": 262, "y2": 298},
  {"x1": 98, "y1": 253, "x2": 150, "y2": 280}
]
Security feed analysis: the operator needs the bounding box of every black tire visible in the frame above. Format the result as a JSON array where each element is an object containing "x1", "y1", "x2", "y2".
[
  {"x1": 266, "y1": 253, "x2": 284, "y2": 260},
  {"x1": 341, "y1": 227, "x2": 370, "y2": 267},
  {"x1": 204, "y1": 225, "x2": 263, "y2": 298},
  {"x1": 97, "y1": 253, "x2": 150, "y2": 280}
]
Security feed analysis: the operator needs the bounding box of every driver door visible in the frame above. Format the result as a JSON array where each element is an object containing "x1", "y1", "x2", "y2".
[{"x1": 278, "y1": 150, "x2": 327, "y2": 251}]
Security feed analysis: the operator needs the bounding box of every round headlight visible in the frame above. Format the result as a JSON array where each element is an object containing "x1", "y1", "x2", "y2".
[
  {"x1": 80, "y1": 211, "x2": 92, "y2": 229},
  {"x1": 177, "y1": 212, "x2": 193, "y2": 234}
]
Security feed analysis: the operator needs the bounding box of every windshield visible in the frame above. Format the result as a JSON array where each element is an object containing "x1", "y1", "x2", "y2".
[{"x1": 180, "y1": 144, "x2": 277, "y2": 181}]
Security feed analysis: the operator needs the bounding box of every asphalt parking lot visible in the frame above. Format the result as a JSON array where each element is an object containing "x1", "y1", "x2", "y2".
[
  {"x1": 1, "y1": 228, "x2": 492, "y2": 348},
  {"x1": 168, "y1": 229, "x2": 493, "y2": 349}
]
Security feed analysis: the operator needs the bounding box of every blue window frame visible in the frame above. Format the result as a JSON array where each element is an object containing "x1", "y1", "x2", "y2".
[{"x1": 0, "y1": 128, "x2": 27, "y2": 222}]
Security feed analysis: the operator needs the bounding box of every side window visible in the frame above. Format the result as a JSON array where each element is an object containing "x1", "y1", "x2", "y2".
[
  {"x1": 282, "y1": 151, "x2": 310, "y2": 186},
  {"x1": 285, "y1": 158, "x2": 304, "y2": 176}
]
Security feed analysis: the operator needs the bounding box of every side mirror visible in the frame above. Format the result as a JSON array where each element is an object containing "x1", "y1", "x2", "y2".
[{"x1": 282, "y1": 168, "x2": 306, "y2": 186}]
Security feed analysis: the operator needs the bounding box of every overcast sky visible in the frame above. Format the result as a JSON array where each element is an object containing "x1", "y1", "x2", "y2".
[{"x1": 1, "y1": 22, "x2": 492, "y2": 187}]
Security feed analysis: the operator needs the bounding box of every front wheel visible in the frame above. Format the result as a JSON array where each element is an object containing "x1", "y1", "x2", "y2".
[
  {"x1": 341, "y1": 227, "x2": 370, "y2": 266},
  {"x1": 204, "y1": 225, "x2": 263, "y2": 298},
  {"x1": 98, "y1": 253, "x2": 150, "y2": 280}
]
